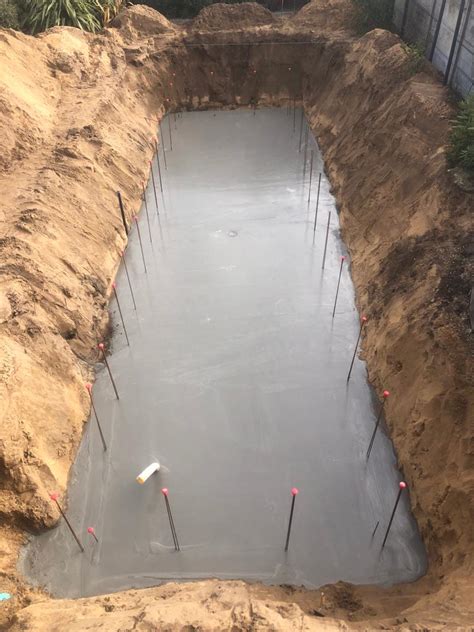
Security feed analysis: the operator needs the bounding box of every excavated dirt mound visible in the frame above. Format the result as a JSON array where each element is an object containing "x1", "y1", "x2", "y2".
[
  {"x1": 0, "y1": 1, "x2": 473, "y2": 630},
  {"x1": 109, "y1": 4, "x2": 176, "y2": 39},
  {"x1": 11, "y1": 581, "x2": 348, "y2": 631},
  {"x1": 192, "y1": 2, "x2": 274, "y2": 31},
  {"x1": 291, "y1": 0, "x2": 356, "y2": 34}
]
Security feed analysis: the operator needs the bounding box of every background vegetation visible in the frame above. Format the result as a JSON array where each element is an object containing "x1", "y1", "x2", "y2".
[
  {"x1": 0, "y1": 0, "x2": 20, "y2": 29},
  {"x1": 0, "y1": 0, "x2": 306, "y2": 28},
  {"x1": 137, "y1": 0, "x2": 259, "y2": 20},
  {"x1": 352, "y1": 0, "x2": 394, "y2": 33},
  {"x1": 0, "y1": 0, "x2": 125, "y2": 32},
  {"x1": 134, "y1": 0, "x2": 301, "y2": 20}
]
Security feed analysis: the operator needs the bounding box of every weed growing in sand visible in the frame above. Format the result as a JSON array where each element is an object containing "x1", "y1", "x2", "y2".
[
  {"x1": 448, "y1": 96, "x2": 474, "y2": 175},
  {"x1": 403, "y1": 42, "x2": 425, "y2": 76}
]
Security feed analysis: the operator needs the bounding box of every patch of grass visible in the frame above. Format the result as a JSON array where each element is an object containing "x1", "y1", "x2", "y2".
[
  {"x1": 403, "y1": 42, "x2": 425, "y2": 75},
  {"x1": 447, "y1": 96, "x2": 474, "y2": 175}
]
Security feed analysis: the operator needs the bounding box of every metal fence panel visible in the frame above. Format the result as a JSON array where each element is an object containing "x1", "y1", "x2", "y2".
[{"x1": 393, "y1": 0, "x2": 473, "y2": 95}]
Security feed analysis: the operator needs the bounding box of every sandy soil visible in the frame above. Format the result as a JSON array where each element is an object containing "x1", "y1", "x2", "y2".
[
  {"x1": 192, "y1": 2, "x2": 275, "y2": 31},
  {"x1": 290, "y1": 0, "x2": 356, "y2": 35},
  {"x1": 0, "y1": 1, "x2": 473, "y2": 629}
]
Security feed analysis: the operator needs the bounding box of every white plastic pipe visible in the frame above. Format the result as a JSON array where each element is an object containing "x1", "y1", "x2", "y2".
[{"x1": 136, "y1": 462, "x2": 160, "y2": 485}]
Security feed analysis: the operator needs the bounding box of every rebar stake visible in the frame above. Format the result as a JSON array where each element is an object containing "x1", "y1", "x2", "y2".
[
  {"x1": 116, "y1": 191, "x2": 128, "y2": 236},
  {"x1": 149, "y1": 160, "x2": 159, "y2": 213},
  {"x1": 50, "y1": 493, "x2": 84, "y2": 553},
  {"x1": 98, "y1": 342, "x2": 119, "y2": 399},
  {"x1": 366, "y1": 390, "x2": 390, "y2": 460},
  {"x1": 85, "y1": 383, "x2": 107, "y2": 451},
  {"x1": 142, "y1": 182, "x2": 152, "y2": 244},
  {"x1": 162, "y1": 488, "x2": 180, "y2": 551},
  {"x1": 298, "y1": 109, "x2": 304, "y2": 152},
  {"x1": 168, "y1": 116, "x2": 173, "y2": 151},
  {"x1": 284, "y1": 487, "x2": 299, "y2": 551},
  {"x1": 112, "y1": 282, "x2": 130, "y2": 346},
  {"x1": 307, "y1": 150, "x2": 314, "y2": 204},
  {"x1": 347, "y1": 316, "x2": 367, "y2": 382},
  {"x1": 159, "y1": 121, "x2": 168, "y2": 169},
  {"x1": 87, "y1": 527, "x2": 99, "y2": 543},
  {"x1": 321, "y1": 211, "x2": 331, "y2": 269},
  {"x1": 134, "y1": 216, "x2": 147, "y2": 274},
  {"x1": 332, "y1": 256, "x2": 345, "y2": 317},
  {"x1": 120, "y1": 250, "x2": 137, "y2": 311},
  {"x1": 382, "y1": 482, "x2": 406, "y2": 548},
  {"x1": 302, "y1": 126, "x2": 309, "y2": 181},
  {"x1": 312, "y1": 173, "x2": 322, "y2": 241},
  {"x1": 371, "y1": 521, "x2": 380, "y2": 539},
  {"x1": 154, "y1": 138, "x2": 164, "y2": 193}
]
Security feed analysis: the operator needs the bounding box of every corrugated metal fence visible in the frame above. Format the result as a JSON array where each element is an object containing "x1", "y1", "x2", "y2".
[{"x1": 393, "y1": 0, "x2": 474, "y2": 96}]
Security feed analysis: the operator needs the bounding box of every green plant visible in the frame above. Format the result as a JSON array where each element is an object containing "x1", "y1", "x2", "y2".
[
  {"x1": 22, "y1": 0, "x2": 101, "y2": 32},
  {"x1": 0, "y1": 0, "x2": 20, "y2": 29},
  {"x1": 21, "y1": 0, "x2": 125, "y2": 33},
  {"x1": 447, "y1": 96, "x2": 474, "y2": 174},
  {"x1": 352, "y1": 0, "x2": 394, "y2": 33},
  {"x1": 403, "y1": 42, "x2": 425, "y2": 75}
]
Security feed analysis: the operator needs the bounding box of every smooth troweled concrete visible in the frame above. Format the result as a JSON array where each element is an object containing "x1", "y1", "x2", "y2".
[{"x1": 21, "y1": 108, "x2": 427, "y2": 597}]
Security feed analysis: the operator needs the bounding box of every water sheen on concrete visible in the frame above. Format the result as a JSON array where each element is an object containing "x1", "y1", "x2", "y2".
[{"x1": 21, "y1": 108, "x2": 426, "y2": 598}]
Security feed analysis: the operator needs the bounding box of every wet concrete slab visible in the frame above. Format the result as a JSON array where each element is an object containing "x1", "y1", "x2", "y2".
[{"x1": 21, "y1": 108, "x2": 427, "y2": 598}]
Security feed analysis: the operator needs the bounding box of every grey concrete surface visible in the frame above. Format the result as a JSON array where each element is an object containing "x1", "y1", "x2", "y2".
[{"x1": 20, "y1": 108, "x2": 427, "y2": 598}]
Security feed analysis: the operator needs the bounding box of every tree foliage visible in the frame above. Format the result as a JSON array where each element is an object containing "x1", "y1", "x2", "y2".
[
  {"x1": 447, "y1": 96, "x2": 474, "y2": 174},
  {"x1": 0, "y1": 0, "x2": 20, "y2": 29},
  {"x1": 352, "y1": 0, "x2": 394, "y2": 33}
]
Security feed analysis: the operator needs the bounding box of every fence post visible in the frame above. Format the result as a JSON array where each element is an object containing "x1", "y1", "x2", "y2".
[
  {"x1": 400, "y1": 0, "x2": 410, "y2": 38},
  {"x1": 448, "y1": 0, "x2": 472, "y2": 88},
  {"x1": 424, "y1": 0, "x2": 439, "y2": 52},
  {"x1": 444, "y1": 0, "x2": 467, "y2": 85},
  {"x1": 429, "y1": 0, "x2": 447, "y2": 61}
]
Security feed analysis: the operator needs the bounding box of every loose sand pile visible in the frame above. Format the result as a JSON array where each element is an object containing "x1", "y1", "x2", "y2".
[
  {"x1": 192, "y1": 2, "x2": 274, "y2": 31},
  {"x1": 109, "y1": 4, "x2": 176, "y2": 40},
  {"x1": 291, "y1": 0, "x2": 356, "y2": 34},
  {"x1": 0, "y1": 1, "x2": 472, "y2": 629}
]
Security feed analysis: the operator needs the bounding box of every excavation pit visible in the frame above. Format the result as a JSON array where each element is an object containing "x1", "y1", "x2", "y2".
[{"x1": 21, "y1": 108, "x2": 427, "y2": 598}]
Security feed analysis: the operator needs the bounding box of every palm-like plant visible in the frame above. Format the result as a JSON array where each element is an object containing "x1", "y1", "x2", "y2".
[{"x1": 22, "y1": 0, "x2": 126, "y2": 34}]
